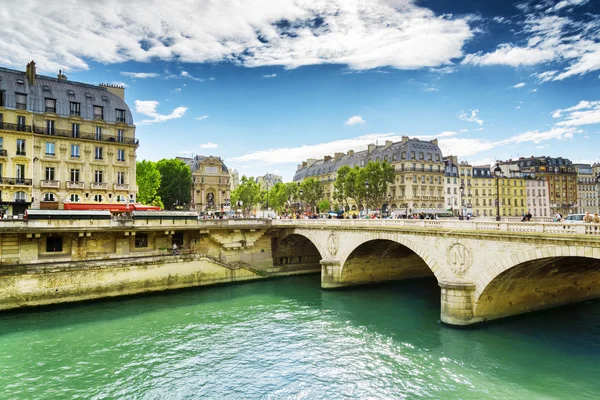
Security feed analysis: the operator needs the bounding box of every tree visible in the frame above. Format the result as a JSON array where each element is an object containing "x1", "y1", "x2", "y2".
[
  {"x1": 136, "y1": 160, "x2": 164, "y2": 208},
  {"x1": 318, "y1": 199, "x2": 331, "y2": 213},
  {"x1": 360, "y1": 161, "x2": 395, "y2": 211},
  {"x1": 156, "y1": 158, "x2": 192, "y2": 210},
  {"x1": 231, "y1": 176, "x2": 261, "y2": 215},
  {"x1": 333, "y1": 165, "x2": 351, "y2": 211},
  {"x1": 299, "y1": 178, "x2": 323, "y2": 214}
]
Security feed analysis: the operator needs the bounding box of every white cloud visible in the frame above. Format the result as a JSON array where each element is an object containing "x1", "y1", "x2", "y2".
[
  {"x1": 464, "y1": 12, "x2": 600, "y2": 80},
  {"x1": 0, "y1": 0, "x2": 473, "y2": 73},
  {"x1": 195, "y1": 115, "x2": 209, "y2": 121},
  {"x1": 121, "y1": 72, "x2": 159, "y2": 78},
  {"x1": 171, "y1": 88, "x2": 182, "y2": 93},
  {"x1": 458, "y1": 109, "x2": 484, "y2": 126},
  {"x1": 459, "y1": 129, "x2": 468, "y2": 132},
  {"x1": 513, "y1": 82, "x2": 526, "y2": 88},
  {"x1": 263, "y1": 73, "x2": 277, "y2": 78},
  {"x1": 516, "y1": 106, "x2": 521, "y2": 109},
  {"x1": 502, "y1": 127, "x2": 577, "y2": 144},
  {"x1": 345, "y1": 116, "x2": 366, "y2": 125},
  {"x1": 423, "y1": 87, "x2": 439, "y2": 92},
  {"x1": 181, "y1": 71, "x2": 202, "y2": 81},
  {"x1": 134, "y1": 100, "x2": 187, "y2": 124},
  {"x1": 552, "y1": 100, "x2": 600, "y2": 126},
  {"x1": 199, "y1": 142, "x2": 218, "y2": 149},
  {"x1": 531, "y1": 88, "x2": 538, "y2": 92}
]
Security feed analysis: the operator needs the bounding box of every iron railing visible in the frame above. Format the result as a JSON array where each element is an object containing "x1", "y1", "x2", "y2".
[
  {"x1": 0, "y1": 123, "x2": 32, "y2": 132},
  {"x1": 0, "y1": 178, "x2": 32, "y2": 185},
  {"x1": 33, "y1": 126, "x2": 138, "y2": 145}
]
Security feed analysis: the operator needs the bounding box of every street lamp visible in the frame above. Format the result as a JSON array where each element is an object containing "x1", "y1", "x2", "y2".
[
  {"x1": 299, "y1": 188, "x2": 304, "y2": 214},
  {"x1": 459, "y1": 183, "x2": 464, "y2": 220},
  {"x1": 494, "y1": 163, "x2": 503, "y2": 221},
  {"x1": 387, "y1": 193, "x2": 391, "y2": 218},
  {"x1": 237, "y1": 199, "x2": 244, "y2": 217},
  {"x1": 365, "y1": 180, "x2": 370, "y2": 218}
]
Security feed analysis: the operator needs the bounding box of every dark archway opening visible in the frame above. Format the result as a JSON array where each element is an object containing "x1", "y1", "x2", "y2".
[
  {"x1": 475, "y1": 256, "x2": 600, "y2": 322},
  {"x1": 342, "y1": 239, "x2": 436, "y2": 287},
  {"x1": 271, "y1": 234, "x2": 322, "y2": 275}
]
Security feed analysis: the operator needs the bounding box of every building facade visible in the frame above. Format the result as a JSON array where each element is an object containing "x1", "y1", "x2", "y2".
[
  {"x1": 443, "y1": 156, "x2": 460, "y2": 215},
  {"x1": 294, "y1": 137, "x2": 445, "y2": 214},
  {"x1": 0, "y1": 62, "x2": 137, "y2": 216},
  {"x1": 525, "y1": 178, "x2": 550, "y2": 218},
  {"x1": 574, "y1": 163, "x2": 597, "y2": 214},
  {"x1": 229, "y1": 169, "x2": 239, "y2": 193},
  {"x1": 179, "y1": 155, "x2": 230, "y2": 213},
  {"x1": 256, "y1": 173, "x2": 282, "y2": 189}
]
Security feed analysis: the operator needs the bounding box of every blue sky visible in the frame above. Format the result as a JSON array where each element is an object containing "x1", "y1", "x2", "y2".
[{"x1": 1, "y1": 0, "x2": 599, "y2": 181}]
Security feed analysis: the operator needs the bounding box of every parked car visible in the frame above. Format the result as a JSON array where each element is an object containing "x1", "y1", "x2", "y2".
[{"x1": 563, "y1": 214, "x2": 586, "y2": 223}]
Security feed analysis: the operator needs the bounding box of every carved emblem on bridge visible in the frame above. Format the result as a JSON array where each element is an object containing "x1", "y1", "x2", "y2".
[
  {"x1": 328, "y1": 232, "x2": 339, "y2": 256},
  {"x1": 447, "y1": 243, "x2": 473, "y2": 276}
]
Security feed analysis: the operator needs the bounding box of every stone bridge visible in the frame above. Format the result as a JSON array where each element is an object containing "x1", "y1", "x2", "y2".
[{"x1": 271, "y1": 219, "x2": 600, "y2": 326}]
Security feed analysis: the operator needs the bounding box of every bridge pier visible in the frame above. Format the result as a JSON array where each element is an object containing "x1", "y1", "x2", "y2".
[
  {"x1": 321, "y1": 259, "x2": 344, "y2": 289},
  {"x1": 439, "y1": 280, "x2": 477, "y2": 326}
]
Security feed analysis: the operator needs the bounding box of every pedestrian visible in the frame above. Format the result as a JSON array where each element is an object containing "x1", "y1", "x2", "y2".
[
  {"x1": 583, "y1": 212, "x2": 593, "y2": 223},
  {"x1": 554, "y1": 212, "x2": 562, "y2": 222},
  {"x1": 594, "y1": 213, "x2": 600, "y2": 224},
  {"x1": 172, "y1": 243, "x2": 178, "y2": 256}
]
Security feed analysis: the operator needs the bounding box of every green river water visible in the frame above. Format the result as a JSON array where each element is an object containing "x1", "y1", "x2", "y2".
[{"x1": 0, "y1": 275, "x2": 598, "y2": 399}]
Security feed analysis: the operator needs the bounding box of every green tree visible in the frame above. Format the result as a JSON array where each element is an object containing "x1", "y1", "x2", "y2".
[
  {"x1": 136, "y1": 160, "x2": 164, "y2": 208},
  {"x1": 318, "y1": 199, "x2": 331, "y2": 213},
  {"x1": 231, "y1": 176, "x2": 261, "y2": 215},
  {"x1": 156, "y1": 158, "x2": 192, "y2": 210},
  {"x1": 360, "y1": 161, "x2": 395, "y2": 211},
  {"x1": 333, "y1": 165, "x2": 351, "y2": 211},
  {"x1": 299, "y1": 178, "x2": 324, "y2": 213}
]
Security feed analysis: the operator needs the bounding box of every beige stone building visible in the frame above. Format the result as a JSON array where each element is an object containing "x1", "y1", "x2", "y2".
[
  {"x1": 0, "y1": 62, "x2": 138, "y2": 216},
  {"x1": 293, "y1": 137, "x2": 445, "y2": 215},
  {"x1": 256, "y1": 173, "x2": 282, "y2": 190},
  {"x1": 179, "y1": 155, "x2": 231, "y2": 212},
  {"x1": 574, "y1": 163, "x2": 597, "y2": 214}
]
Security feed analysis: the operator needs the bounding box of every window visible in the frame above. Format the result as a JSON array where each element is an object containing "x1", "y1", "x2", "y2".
[
  {"x1": 95, "y1": 147, "x2": 103, "y2": 160},
  {"x1": 116, "y1": 194, "x2": 126, "y2": 202},
  {"x1": 93, "y1": 106, "x2": 103, "y2": 119},
  {"x1": 95, "y1": 126, "x2": 102, "y2": 140},
  {"x1": 411, "y1": 151, "x2": 415, "y2": 159},
  {"x1": 69, "y1": 194, "x2": 80, "y2": 202},
  {"x1": 70, "y1": 169, "x2": 80, "y2": 182},
  {"x1": 15, "y1": 93, "x2": 27, "y2": 109},
  {"x1": 68, "y1": 102, "x2": 80, "y2": 117},
  {"x1": 0, "y1": 91, "x2": 5, "y2": 107},
  {"x1": 45, "y1": 142, "x2": 55, "y2": 156},
  {"x1": 46, "y1": 237, "x2": 63, "y2": 252},
  {"x1": 93, "y1": 194, "x2": 103, "y2": 202},
  {"x1": 71, "y1": 144, "x2": 80, "y2": 158},
  {"x1": 135, "y1": 233, "x2": 148, "y2": 248},
  {"x1": 0, "y1": 137, "x2": 3, "y2": 150},
  {"x1": 419, "y1": 152, "x2": 424, "y2": 160},
  {"x1": 17, "y1": 116, "x2": 26, "y2": 131},
  {"x1": 16, "y1": 164, "x2": 25, "y2": 181},
  {"x1": 16, "y1": 139, "x2": 26, "y2": 156},
  {"x1": 116, "y1": 109, "x2": 126, "y2": 123},
  {"x1": 46, "y1": 120, "x2": 55, "y2": 135},
  {"x1": 45, "y1": 167, "x2": 55, "y2": 181},
  {"x1": 45, "y1": 98, "x2": 56, "y2": 113},
  {"x1": 117, "y1": 171, "x2": 125, "y2": 184},
  {"x1": 95, "y1": 170, "x2": 103, "y2": 183},
  {"x1": 117, "y1": 149, "x2": 125, "y2": 161},
  {"x1": 117, "y1": 129, "x2": 124, "y2": 143},
  {"x1": 71, "y1": 123, "x2": 80, "y2": 138},
  {"x1": 43, "y1": 193, "x2": 55, "y2": 201}
]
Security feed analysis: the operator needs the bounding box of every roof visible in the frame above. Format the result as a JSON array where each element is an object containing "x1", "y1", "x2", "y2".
[
  {"x1": 178, "y1": 155, "x2": 229, "y2": 174},
  {"x1": 0, "y1": 66, "x2": 133, "y2": 125}
]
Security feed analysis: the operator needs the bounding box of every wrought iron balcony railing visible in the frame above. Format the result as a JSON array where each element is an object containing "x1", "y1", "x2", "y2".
[
  {"x1": 33, "y1": 126, "x2": 138, "y2": 145},
  {"x1": 0, "y1": 123, "x2": 32, "y2": 132},
  {"x1": 0, "y1": 177, "x2": 32, "y2": 185}
]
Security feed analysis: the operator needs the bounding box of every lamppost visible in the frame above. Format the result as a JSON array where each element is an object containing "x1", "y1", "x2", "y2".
[
  {"x1": 365, "y1": 180, "x2": 370, "y2": 218},
  {"x1": 494, "y1": 163, "x2": 503, "y2": 221},
  {"x1": 299, "y1": 188, "x2": 304, "y2": 215},
  {"x1": 387, "y1": 193, "x2": 391, "y2": 218},
  {"x1": 459, "y1": 183, "x2": 464, "y2": 220}
]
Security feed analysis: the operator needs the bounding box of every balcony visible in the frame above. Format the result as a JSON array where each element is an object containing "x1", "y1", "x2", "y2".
[
  {"x1": 33, "y1": 126, "x2": 138, "y2": 145},
  {"x1": 41, "y1": 180, "x2": 60, "y2": 188},
  {"x1": 67, "y1": 181, "x2": 84, "y2": 189},
  {"x1": 0, "y1": 177, "x2": 32, "y2": 186},
  {"x1": 0, "y1": 122, "x2": 32, "y2": 132},
  {"x1": 91, "y1": 182, "x2": 107, "y2": 190},
  {"x1": 114, "y1": 183, "x2": 129, "y2": 190}
]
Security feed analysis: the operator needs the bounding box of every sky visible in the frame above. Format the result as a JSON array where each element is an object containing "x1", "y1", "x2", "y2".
[{"x1": 1, "y1": 0, "x2": 599, "y2": 181}]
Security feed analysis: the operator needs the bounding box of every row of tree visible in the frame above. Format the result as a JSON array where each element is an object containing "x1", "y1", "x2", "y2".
[
  {"x1": 136, "y1": 159, "x2": 192, "y2": 210},
  {"x1": 333, "y1": 161, "x2": 395, "y2": 211}
]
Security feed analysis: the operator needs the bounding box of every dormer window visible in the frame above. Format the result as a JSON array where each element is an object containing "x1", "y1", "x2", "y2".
[
  {"x1": 85, "y1": 92, "x2": 92, "y2": 98},
  {"x1": 43, "y1": 85, "x2": 51, "y2": 91},
  {"x1": 67, "y1": 89, "x2": 75, "y2": 96},
  {"x1": 45, "y1": 98, "x2": 56, "y2": 113},
  {"x1": 93, "y1": 106, "x2": 103, "y2": 119},
  {"x1": 16, "y1": 79, "x2": 24, "y2": 84},
  {"x1": 102, "y1": 95, "x2": 108, "y2": 101},
  {"x1": 116, "y1": 109, "x2": 126, "y2": 123}
]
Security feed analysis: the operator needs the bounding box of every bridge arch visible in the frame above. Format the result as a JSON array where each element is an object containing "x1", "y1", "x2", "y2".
[
  {"x1": 473, "y1": 245, "x2": 600, "y2": 322},
  {"x1": 336, "y1": 232, "x2": 446, "y2": 287},
  {"x1": 272, "y1": 231, "x2": 326, "y2": 272}
]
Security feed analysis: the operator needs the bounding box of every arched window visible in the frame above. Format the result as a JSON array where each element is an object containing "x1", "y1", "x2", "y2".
[
  {"x1": 43, "y1": 193, "x2": 55, "y2": 201},
  {"x1": 14, "y1": 191, "x2": 27, "y2": 202},
  {"x1": 115, "y1": 195, "x2": 125, "y2": 202},
  {"x1": 93, "y1": 194, "x2": 103, "y2": 202},
  {"x1": 69, "y1": 194, "x2": 80, "y2": 202}
]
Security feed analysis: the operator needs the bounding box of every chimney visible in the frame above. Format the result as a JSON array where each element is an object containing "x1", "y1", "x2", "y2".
[
  {"x1": 385, "y1": 140, "x2": 393, "y2": 147},
  {"x1": 324, "y1": 155, "x2": 332, "y2": 162},
  {"x1": 100, "y1": 83, "x2": 125, "y2": 100},
  {"x1": 367, "y1": 144, "x2": 376, "y2": 153},
  {"x1": 334, "y1": 152, "x2": 344, "y2": 161},
  {"x1": 57, "y1": 69, "x2": 67, "y2": 81},
  {"x1": 348, "y1": 150, "x2": 354, "y2": 156},
  {"x1": 26, "y1": 60, "x2": 36, "y2": 85},
  {"x1": 401, "y1": 136, "x2": 409, "y2": 143},
  {"x1": 307, "y1": 158, "x2": 317, "y2": 167},
  {"x1": 430, "y1": 139, "x2": 439, "y2": 146},
  {"x1": 302, "y1": 161, "x2": 307, "y2": 168}
]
